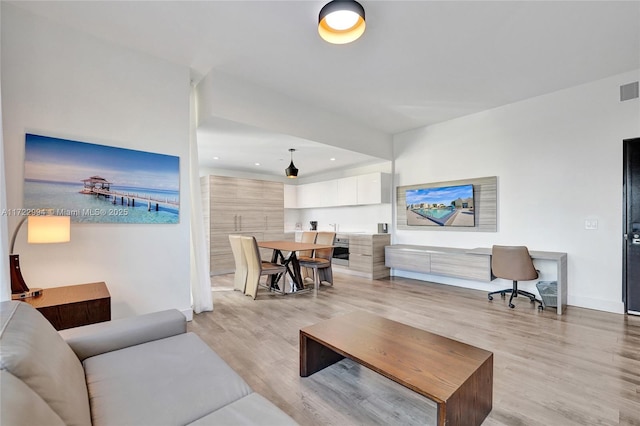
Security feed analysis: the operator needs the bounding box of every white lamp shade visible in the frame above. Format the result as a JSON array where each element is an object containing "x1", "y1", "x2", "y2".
[{"x1": 27, "y1": 216, "x2": 71, "y2": 244}]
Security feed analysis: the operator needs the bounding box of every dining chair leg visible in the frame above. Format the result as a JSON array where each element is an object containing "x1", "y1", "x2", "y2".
[
  {"x1": 313, "y1": 267, "x2": 321, "y2": 296},
  {"x1": 246, "y1": 270, "x2": 259, "y2": 300}
]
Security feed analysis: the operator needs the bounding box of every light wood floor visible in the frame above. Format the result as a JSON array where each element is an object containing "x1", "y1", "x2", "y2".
[{"x1": 189, "y1": 273, "x2": 640, "y2": 426}]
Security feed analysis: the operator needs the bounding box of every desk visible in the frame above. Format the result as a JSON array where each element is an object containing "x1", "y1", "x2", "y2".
[
  {"x1": 258, "y1": 241, "x2": 334, "y2": 293},
  {"x1": 386, "y1": 245, "x2": 568, "y2": 314},
  {"x1": 21, "y1": 282, "x2": 111, "y2": 330},
  {"x1": 300, "y1": 311, "x2": 493, "y2": 426}
]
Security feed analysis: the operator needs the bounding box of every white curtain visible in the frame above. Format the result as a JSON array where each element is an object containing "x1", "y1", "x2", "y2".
[
  {"x1": 189, "y1": 83, "x2": 213, "y2": 313},
  {"x1": 0, "y1": 61, "x2": 11, "y2": 302}
]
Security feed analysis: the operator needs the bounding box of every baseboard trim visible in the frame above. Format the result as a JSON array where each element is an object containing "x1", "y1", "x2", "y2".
[
  {"x1": 181, "y1": 308, "x2": 193, "y2": 321},
  {"x1": 567, "y1": 295, "x2": 624, "y2": 314},
  {"x1": 392, "y1": 270, "x2": 625, "y2": 315}
]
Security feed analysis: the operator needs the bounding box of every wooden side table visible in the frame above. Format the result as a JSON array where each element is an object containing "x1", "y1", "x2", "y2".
[{"x1": 22, "y1": 282, "x2": 111, "y2": 330}]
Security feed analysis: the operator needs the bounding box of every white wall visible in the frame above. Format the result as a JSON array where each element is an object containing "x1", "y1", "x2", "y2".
[
  {"x1": 0, "y1": 2, "x2": 9, "y2": 302},
  {"x1": 393, "y1": 70, "x2": 640, "y2": 314},
  {"x1": 1, "y1": 5, "x2": 192, "y2": 318},
  {"x1": 294, "y1": 205, "x2": 391, "y2": 234}
]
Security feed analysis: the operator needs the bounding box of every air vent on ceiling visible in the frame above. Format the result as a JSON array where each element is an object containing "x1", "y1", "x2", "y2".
[{"x1": 620, "y1": 81, "x2": 639, "y2": 102}]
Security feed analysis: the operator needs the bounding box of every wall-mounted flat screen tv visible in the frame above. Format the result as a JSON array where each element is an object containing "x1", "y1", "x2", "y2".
[{"x1": 406, "y1": 184, "x2": 475, "y2": 227}]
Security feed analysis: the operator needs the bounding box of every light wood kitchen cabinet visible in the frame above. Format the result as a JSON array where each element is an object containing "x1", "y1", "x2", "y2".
[
  {"x1": 346, "y1": 234, "x2": 391, "y2": 279},
  {"x1": 203, "y1": 175, "x2": 285, "y2": 275}
]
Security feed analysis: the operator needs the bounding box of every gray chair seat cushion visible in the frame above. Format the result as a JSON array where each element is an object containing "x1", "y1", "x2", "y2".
[
  {"x1": 188, "y1": 393, "x2": 298, "y2": 426},
  {"x1": 84, "y1": 332, "x2": 253, "y2": 426}
]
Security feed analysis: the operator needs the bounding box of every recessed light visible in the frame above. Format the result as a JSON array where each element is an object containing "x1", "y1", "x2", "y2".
[
  {"x1": 318, "y1": 0, "x2": 366, "y2": 44},
  {"x1": 213, "y1": 156, "x2": 219, "y2": 160},
  {"x1": 255, "y1": 162, "x2": 261, "y2": 166},
  {"x1": 330, "y1": 158, "x2": 336, "y2": 161}
]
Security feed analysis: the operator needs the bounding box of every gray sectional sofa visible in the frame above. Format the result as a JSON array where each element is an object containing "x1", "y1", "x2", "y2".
[{"x1": 0, "y1": 300, "x2": 298, "y2": 425}]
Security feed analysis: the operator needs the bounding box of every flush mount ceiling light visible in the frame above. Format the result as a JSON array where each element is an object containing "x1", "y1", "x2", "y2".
[
  {"x1": 285, "y1": 148, "x2": 299, "y2": 178},
  {"x1": 318, "y1": 0, "x2": 366, "y2": 44}
]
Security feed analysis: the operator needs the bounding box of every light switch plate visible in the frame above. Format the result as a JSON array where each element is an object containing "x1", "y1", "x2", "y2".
[{"x1": 585, "y1": 219, "x2": 598, "y2": 230}]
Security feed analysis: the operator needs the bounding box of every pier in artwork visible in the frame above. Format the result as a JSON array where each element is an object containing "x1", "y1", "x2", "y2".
[{"x1": 80, "y1": 175, "x2": 178, "y2": 212}]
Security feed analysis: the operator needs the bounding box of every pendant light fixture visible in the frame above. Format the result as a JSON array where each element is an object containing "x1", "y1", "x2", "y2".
[
  {"x1": 285, "y1": 148, "x2": 299, "y2": 178},
  {"x1": 318, "y1": 0, "x2": 366, "y2": 44}
]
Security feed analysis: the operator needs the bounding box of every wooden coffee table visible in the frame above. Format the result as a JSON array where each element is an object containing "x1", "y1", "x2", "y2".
[{"x1": 300, "y1": 311, "x2": 493, "y2": 426}]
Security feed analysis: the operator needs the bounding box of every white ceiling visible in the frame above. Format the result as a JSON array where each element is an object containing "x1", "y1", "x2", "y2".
[
  {"x1": 9, "y1": 1, "x2": 640, "y2": 178},
  {"x1": 197, "y1": 117, "x2": 386, "y2": 177}
]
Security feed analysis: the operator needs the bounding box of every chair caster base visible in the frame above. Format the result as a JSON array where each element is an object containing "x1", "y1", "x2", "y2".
[{"x1": 488, "y1": 292, "x2": 507, "y2": 301}]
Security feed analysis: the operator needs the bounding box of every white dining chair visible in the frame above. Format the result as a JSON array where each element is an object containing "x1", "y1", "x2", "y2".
[
  {"x1": 229, "y1": 235, "x2": 247, "y2": 292},
  {"x1": 241, "y1": 236, "x2": 286, "y2": 300},
  {"x1": 298, "y1": 231, "x2": 336, "y2": 294}
]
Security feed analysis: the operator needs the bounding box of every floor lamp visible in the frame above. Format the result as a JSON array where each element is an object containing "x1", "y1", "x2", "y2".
[{"x1": 10, "y1": 214, "x2": 71, "y2": 299}]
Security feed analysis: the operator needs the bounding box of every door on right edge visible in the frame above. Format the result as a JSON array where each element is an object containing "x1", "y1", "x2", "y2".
[{"x1": 624, "y1": 138, "x2": 640, "y2": 314}]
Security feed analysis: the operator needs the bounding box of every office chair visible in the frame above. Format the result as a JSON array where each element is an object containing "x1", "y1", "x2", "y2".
[{"x1": 488, "y1": 245, "x2": 543, "y2": 310}]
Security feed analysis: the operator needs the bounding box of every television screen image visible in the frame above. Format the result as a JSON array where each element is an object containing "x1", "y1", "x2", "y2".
[{"x1": 406, "y1": 184, "x2": 475, "y2": 227}]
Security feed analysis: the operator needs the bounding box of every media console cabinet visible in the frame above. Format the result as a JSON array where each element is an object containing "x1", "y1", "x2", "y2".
[
  {"x1": 385, "y1": 245, "x2": 568, "y2": 314},
  {"x1": 20, "y1": 282, "x2": 111, "y2": 330}
]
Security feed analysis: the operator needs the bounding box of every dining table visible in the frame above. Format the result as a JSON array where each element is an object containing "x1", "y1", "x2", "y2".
[{"x1": 257, "y1": 240, "x2": 335, "y2": 293}]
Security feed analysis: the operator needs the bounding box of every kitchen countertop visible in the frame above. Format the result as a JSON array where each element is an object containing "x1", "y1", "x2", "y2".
[{"x1": 285, "y1": 230, "x2": 389, "y2": 236}]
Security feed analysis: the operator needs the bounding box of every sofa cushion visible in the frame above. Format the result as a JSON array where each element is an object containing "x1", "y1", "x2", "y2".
[
  {"x1": 188, "y1": 393, "x2": 299, "y2": 426},
  {"x1": 60, "y1": 308, "x2": 187, "y2": 361},
  {"x1": 0, "y1": 370, "x2": 65, "y2": 426},
  {"x1": 0, "y1": 301, "x2": 91, "y2": 426},
  {"x1": 84, "y1": 332, "x2": 253, "y2": 426}
]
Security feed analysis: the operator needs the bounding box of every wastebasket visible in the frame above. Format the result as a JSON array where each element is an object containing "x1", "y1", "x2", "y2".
[{"x1": 536, "y1": 281, "x2": 557, "y2": 308}]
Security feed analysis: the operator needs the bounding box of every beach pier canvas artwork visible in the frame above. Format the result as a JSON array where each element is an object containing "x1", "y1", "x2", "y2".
[
  {"x1": 24, "y1": 134, "x2": 180, "y2": 224},
  {"x1": 405, "y1": 184, "x2": 475, "y2": 227}
]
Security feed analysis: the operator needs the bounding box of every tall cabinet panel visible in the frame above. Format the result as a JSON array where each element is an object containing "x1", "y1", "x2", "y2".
[{"x1": 204, "y1": 175, "x2": 285, "y2": 275}]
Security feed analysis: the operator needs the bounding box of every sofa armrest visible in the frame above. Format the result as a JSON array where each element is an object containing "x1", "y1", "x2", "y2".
[{"x1": 59, "y1": 309, "x2": 187, "y2": 361}]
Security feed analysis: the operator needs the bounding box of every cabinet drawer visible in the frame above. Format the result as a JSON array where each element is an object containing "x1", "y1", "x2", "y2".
[
  {"x1": 349, "y1": 235, "x2": 372, "y2": 245},
  {"x1": 350, "y1": 243, "x2": 372, "y2": 256},
  {"x1": 385, "y1": 248, "x2": 431, "y2": 274},
  {"x1": 349, "y1": 253, "x2": 373, "y2": 272},
  {"x1": 430, "y1": 253, "x2": 491, "y2": 282}
]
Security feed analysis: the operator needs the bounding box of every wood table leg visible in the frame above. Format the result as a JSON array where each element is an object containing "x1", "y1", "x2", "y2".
[{"x1": 300, "y1": 332, "x2": 344, "y2": 377}]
